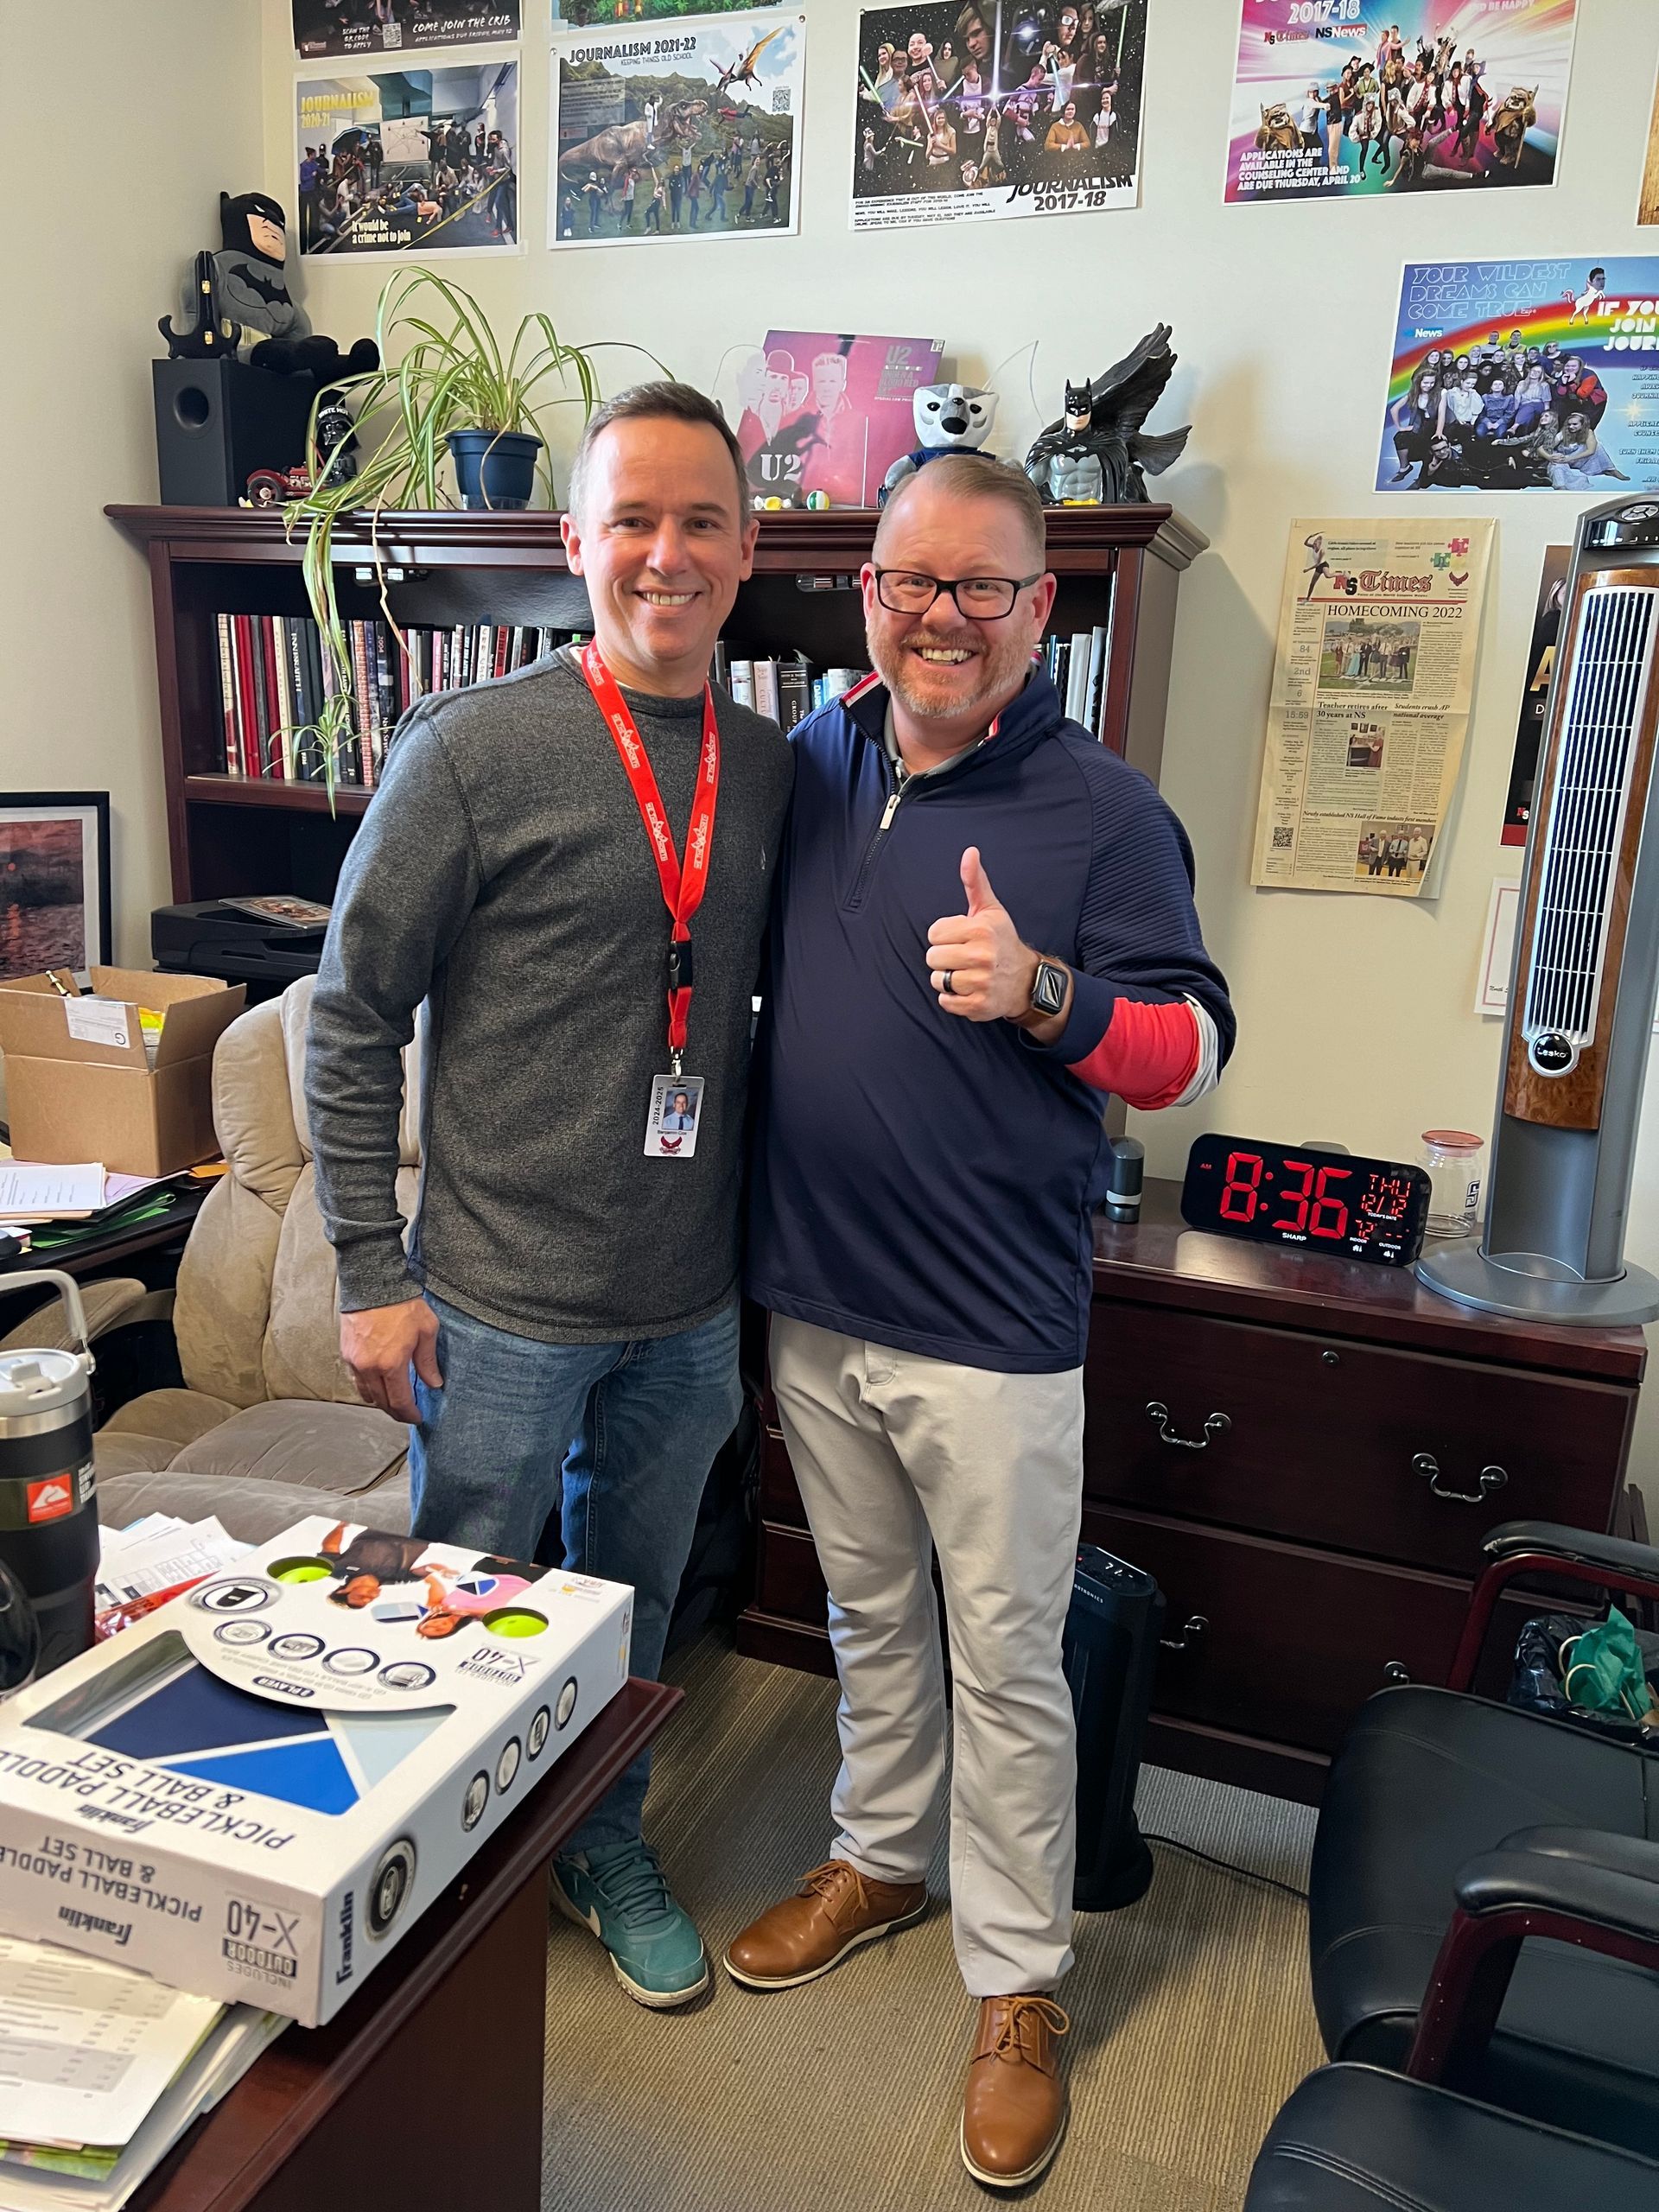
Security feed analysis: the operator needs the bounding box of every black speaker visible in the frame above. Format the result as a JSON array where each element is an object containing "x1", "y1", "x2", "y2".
[
  {"x1": 152, "y1": 358, "x2": 315, "y2": 506},
  {"x1": 1064, "y1": 1543, "x2": 1163, "y2": 1910}
]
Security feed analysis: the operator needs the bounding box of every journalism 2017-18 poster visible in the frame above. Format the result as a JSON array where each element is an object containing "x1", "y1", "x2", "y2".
[
  {"x1": 853, "y1": 2, "x2": 1146, "y2": 233},
  {"x1": 1377, "y1": 258, "x2": 1659, "y2": 493},
  {"x1": 293, "y1": 2, "x2": 519, "y2": 58},
  {"x1": 551, "y1": 9, "x2": 803, "y2": 246},
  {"x1": 296, "y1": 60, "x2": 519, "y2": 255},
  {"x1": 1226, "y1": 0, "x2": 1576, "y2": 206}
]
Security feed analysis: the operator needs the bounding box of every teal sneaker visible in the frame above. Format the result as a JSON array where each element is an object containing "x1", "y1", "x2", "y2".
[{"x1": 552, "y1": 1840, "x2": 710, "y2": 2009}]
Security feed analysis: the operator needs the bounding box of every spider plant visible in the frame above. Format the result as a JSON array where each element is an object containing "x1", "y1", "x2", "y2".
[{"x1": 283, "y1": 269, "x2": 607, "y2": 801}]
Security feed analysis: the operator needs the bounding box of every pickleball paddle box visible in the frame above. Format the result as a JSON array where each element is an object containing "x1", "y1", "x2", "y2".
[{"x1": 0, "y1": 1518, "x2": 632, "y2": 2024}]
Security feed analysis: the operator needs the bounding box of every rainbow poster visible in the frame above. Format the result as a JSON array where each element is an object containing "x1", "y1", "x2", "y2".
[
  {"x1": 1226, "y1": 1, "x2": 1576, "y2": 205},
  {"x1": 1376, "y1": 259, "x2": 1659, "y2": 493}
]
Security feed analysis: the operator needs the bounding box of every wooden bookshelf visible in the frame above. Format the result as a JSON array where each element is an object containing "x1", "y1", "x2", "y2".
[{"x1": 109, "y1": 503, "x2": 1208, "y2": 907}]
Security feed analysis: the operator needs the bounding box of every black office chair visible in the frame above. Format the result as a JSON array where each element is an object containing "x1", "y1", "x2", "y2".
[
  {"x1": 1308, "y1": 1520, "x2": 1659, "y2": 2156},
  {"x1": 1245, "y1": 2065, "x2": 1659, "y2": 2211}
]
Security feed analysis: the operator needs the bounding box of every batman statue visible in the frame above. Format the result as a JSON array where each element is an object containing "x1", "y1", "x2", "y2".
[
  {"x1": 1023, "y1": 325, "x2": 1191, "y2": 505},
  {"x1": 160, "y1": 192, "x2": 378, "y2": 386}
]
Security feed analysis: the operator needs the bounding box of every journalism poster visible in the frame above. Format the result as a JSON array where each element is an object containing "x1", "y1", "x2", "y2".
[
  {"x1": 296, "y1": 60, "x2": 520, "y2": 255},
  {"x1": 1226, "y1": 1, "x2": 1576, "y2": 206},
  {"x1": 1376, "y1": 258, "x2": 1659, "y2": 493},
  {"x1": 551, "y1": 9, "x2": 803, "y2": 246},
  {"x1": 552, "y1": 3, "x2": 757, "y2": 17},
  {"x1": 852, "y1": 1, "x2": 1145, "y2": 233},
  {"x1": 293, "y1": 3, "x2": 518, "y2": 57},
  {"x1": 1250, "y1": 519, "x2": 1495, "y2": 898},
  {"x1": 1503, "y1": 545, "x2": 1569, "y2": 847}
]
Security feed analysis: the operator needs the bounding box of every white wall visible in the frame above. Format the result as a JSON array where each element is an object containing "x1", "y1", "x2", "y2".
[
  {"x1": 259, "y1": 0, "x2": 1659, "y2": 1491},
  {"x1": 0, "y1": 1, "x2": 264, "y2": 963}
]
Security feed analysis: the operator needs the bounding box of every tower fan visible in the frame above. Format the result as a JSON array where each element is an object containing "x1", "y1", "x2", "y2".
[{"x1": 1421, "y1": 494, "x2": 1659, "y2": 1325}]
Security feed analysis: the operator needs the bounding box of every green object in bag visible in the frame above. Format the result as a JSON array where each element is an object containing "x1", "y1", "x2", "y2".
[{"x1": 1562, "y1": 1607, "x2": 1656, "y2": 1724}]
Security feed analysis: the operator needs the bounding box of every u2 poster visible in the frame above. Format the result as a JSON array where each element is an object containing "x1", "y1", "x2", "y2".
[
  {"x1": 852, "y1": 2, "x2": 1146, "y2": 233},
  {"x1": 293, "y1": 3, "x2": 519, "y2": 57},
  {"x1": 1226, "y1": 1, "x2": 1576, "y2": 205},
  {"x1": 296, "y1": 60, "x2": 519, "y2": 255},
  {"x1": 1376, "y1": 259, "x2": 1659, "y2": 493},
  {"x1": 551, "y1": 9, "x2": 803, "y2": 246}
]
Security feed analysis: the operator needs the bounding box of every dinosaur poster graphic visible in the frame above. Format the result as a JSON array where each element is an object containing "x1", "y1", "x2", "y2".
[{"x1": 550, "y1": 8, "x2": 804, "y2": 247}]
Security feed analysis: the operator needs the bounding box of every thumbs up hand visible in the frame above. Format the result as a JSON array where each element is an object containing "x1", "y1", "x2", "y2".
[{"x1": 926, "y1": 846, "x2": 1042, "y2": 1022}]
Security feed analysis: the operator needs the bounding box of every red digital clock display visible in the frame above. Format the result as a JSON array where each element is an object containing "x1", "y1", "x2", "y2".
[{"x1": 1180, "y1": 1136, "x2": 1430, "y2": 1268}]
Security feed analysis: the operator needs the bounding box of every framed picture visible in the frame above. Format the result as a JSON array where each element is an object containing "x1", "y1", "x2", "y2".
[{"x1": 0, "y1": 794, "x2": 111, "y2": 983}]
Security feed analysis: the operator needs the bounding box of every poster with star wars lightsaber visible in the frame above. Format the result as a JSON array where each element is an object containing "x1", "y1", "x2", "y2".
[
  {"x1": 852, "y1": 2, "x2": 1145, "y2": 232},
  {"x1": 550, "y1": 9, "x2": 803, "y2": 248},
  {"x1": 1225, "y1": 0, "x2": 1576, "y2": 206},
  {"x1": 296, "y1": 59, "x2": 519, "y2": 255},
  {"x1": 1250, "y1": 519, "x2": 1494, "y2": 897}
]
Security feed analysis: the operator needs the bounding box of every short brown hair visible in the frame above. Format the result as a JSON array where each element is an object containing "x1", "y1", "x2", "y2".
[
  {"x1": 567, "y1": 380, "x2": 747, "y2": 519},
  {"x1": 874, "y1": 453, "x2": 1049, "y2": 569}
]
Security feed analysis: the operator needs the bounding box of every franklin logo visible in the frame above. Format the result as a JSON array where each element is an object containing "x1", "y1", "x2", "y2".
[{"x1": 335, "y1": 1890, "x2": 355, "y2": 1984}]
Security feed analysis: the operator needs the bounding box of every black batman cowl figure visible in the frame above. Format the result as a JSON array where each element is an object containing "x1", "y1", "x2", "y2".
[{"x1": 161, "y1": 192, "x2": 378, "y2": 385}]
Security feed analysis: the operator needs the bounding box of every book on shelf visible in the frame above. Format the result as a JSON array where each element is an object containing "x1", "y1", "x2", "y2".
[
  {"x1": 712, "y1": 650, "x2": 867, "y2": 728},
  {"x1": 1043, "y1": 626, "x2": 1110, "y2": 741},
  {"x1": 210, "y1": 617, "x2": 577, "y2": 789}
]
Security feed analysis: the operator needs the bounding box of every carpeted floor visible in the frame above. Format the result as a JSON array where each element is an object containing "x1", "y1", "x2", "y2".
[{"x1": 543, "y1": 1636, "x2": 1323, "y2": 2212}]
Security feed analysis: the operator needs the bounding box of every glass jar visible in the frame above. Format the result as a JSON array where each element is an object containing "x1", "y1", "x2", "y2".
[{"x1": 1420, "y1": 1129, "x2": 1485, "y2": 1239}]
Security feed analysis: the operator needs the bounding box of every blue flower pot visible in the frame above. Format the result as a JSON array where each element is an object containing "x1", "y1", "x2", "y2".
[{"x1": 446, "y1": 428, "x2": 542, "y2": 511}]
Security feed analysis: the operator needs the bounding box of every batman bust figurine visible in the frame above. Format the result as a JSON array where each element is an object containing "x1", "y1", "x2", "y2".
[{"x1": 1024, "y1": 327, "x2": 1192, "y2": 506}]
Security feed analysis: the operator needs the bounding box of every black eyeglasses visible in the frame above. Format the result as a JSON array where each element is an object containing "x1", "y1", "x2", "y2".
[{"x1": 873, "y1": 568, "x2": 1046, "y2": 620}]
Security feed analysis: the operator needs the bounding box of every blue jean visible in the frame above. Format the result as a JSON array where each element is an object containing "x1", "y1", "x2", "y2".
[{"x1": 410, "y1": 1295, "x2": 742, "y2": 1853}]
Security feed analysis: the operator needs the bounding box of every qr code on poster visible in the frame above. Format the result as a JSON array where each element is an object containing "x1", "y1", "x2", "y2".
[{"x1": 1271, "y1": 827, "x2": 1293, "y2": 850}]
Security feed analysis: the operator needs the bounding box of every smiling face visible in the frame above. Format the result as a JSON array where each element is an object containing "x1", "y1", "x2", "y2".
[
  {"x1": 562, "y1": 415, "x2": 756, "y2": 696},
  {"x1": 864, "y1": 473, "x2": 1054, "y2": 751}
]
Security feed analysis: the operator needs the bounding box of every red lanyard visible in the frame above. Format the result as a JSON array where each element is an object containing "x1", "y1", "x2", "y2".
[{"x1": 581, "y1": 642, "x2": 721, "y2": 1072}]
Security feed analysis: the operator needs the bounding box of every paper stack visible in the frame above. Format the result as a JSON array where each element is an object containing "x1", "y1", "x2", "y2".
[
  {"x1": 94, "y1": 1516, "x2": 251, "y2": 1624},
  {"x1": 0, "y1": 1931, "x2": 287, "y2": 2210}
]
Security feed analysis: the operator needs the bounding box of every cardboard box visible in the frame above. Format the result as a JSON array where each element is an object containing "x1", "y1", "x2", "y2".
[
  {"x1": 0, "y1": 968, "x2": 245, "y2": 1177},
  {"x1": 0, "y1": 1518, "x2": 632, "y2": 2024}
]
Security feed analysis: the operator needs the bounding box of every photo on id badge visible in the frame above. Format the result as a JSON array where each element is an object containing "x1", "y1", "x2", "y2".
[{"x1": 645, "y1": 1074, "x2": 704, "y2": 1159}]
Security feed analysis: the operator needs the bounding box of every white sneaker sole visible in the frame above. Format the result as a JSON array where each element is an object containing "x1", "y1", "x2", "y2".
[
  {"x1": 722, "y1": 1897, "x2": 929, "y2": 1990},
  {"x1": 959, "y1": 2105, "x2": 1067, "y2": 2191},
  {"x1": 550, "y1": 1872, "x2": 710, "y2": 2011}
]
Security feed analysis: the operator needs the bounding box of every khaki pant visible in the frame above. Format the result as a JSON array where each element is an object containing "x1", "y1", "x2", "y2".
[{"x1": 769, "y1": 1315, "x2": 1085, "y2": 1996}]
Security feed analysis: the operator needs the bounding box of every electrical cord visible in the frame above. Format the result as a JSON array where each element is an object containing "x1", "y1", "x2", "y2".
[{"x1": 1142, "y1": 1832, "x2": 1311, "y2": 1904}]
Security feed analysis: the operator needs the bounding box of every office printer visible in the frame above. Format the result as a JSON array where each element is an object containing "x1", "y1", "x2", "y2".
[{"x1": 152, "y1": 902, "x2": 326, "y2": 1001}]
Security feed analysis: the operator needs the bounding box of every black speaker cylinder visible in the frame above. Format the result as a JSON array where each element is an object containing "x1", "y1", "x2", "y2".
[{"x1": 1064, "y1": 1543, "x2": 1163, "y2": 1910}]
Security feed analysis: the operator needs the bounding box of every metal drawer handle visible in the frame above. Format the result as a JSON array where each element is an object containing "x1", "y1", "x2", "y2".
[
  {"x1": 1412, "y1": 1452, "x2": 1509, "y2": 1505},
  {"x1": 1147, "y1": 1402, "x2": 1231, "y2": 1451},
  {"x1": 1160, "y1": 1613, "x2": 1209, "y2": 1652}
]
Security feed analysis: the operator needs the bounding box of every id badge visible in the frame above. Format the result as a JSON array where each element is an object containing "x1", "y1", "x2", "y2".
[{"x1": 645, "y1": 1073, "x2": 705, "y2": 1158}]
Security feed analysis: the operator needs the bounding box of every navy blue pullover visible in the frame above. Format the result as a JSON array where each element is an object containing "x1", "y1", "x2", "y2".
[{"x1": 746, "y1": 670, "x2": 1234, "y2": 1374}]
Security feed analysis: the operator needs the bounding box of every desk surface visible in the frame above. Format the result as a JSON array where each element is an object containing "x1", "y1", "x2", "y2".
[
  {"x1": 132, "y1": 1676, "x2": 679, "y2": 2212},
  {"x1": 1094, "y1": 1178, "x2": 1647, "y2": 1385},
  {"x1": 0, "y1": 1184, "x2": 207, "y2": 1283}
]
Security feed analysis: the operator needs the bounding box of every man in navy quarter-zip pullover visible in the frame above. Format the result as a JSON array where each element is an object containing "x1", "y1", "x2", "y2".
[{"x1": 728, "y1": 454, "x2": 1233, "y2": 2193}]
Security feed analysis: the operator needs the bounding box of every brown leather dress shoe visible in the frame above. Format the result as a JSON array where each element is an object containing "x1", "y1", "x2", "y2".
[
  {"x1": 724, "y1": 1859, "x2": 927, "y2": 1989},
  {"x1": 960, "y1": 1994, "x2": 1071, "y2": 2190}
]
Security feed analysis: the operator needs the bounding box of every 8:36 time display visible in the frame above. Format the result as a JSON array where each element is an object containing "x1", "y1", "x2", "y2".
[{"x1": 1179, "y1": 1135, "x2": 1431, "y2": 1268}]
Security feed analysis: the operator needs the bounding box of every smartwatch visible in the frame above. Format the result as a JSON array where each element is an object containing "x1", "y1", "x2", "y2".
[{"x1": 1029, "y1": 958, "x2": 1068, "y2": 1020}]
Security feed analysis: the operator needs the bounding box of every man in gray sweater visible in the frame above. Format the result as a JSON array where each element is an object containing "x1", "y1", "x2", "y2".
[{"x1": 305, "y1": 384, "x2": 792, "y2": 2009}]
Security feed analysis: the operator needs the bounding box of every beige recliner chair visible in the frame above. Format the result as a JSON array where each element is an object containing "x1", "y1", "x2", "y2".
[{"x1": 93, "y1": 976, "x2": 416, "y2": 1542}]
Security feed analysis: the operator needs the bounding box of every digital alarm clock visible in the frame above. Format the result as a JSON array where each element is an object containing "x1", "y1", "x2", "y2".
[{"x1": 1180, "y1": 1135, "x2": 1431, "y2": 1268}]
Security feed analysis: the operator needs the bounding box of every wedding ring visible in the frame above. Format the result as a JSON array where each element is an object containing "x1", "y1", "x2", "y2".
[{"x1": 942, "y1": 970, "x2": 955, "y2": 995}]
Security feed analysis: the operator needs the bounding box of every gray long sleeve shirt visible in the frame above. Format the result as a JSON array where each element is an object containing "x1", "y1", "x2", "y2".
[{"x1": 305, "y1": 649, "x2": 793, "y2": 1342}]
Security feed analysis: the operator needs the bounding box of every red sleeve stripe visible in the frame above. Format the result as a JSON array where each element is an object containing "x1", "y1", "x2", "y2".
[{"x1": 1067, "y1": 997, "x2": 1201, "y2": 1109}]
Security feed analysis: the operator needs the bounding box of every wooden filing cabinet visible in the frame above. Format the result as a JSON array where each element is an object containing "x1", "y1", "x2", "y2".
[{"x1": 736, "y1": 1180, "x2": 1649, "y2": 1805}]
